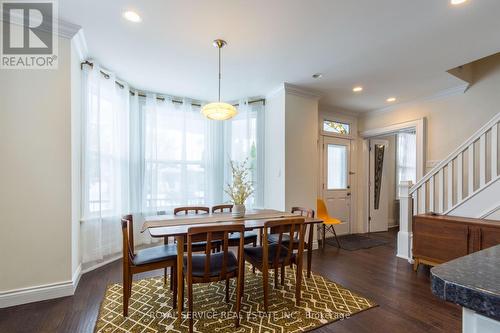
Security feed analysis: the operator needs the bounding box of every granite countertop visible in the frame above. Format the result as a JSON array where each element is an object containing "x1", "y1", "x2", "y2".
[{"x1": 431, "y1": 245, "x2": 500, "y2": 321}]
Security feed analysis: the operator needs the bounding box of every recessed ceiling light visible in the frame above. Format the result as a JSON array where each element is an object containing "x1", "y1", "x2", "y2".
[
  {"x1": 123, "y1": 11, "x2": 142, "y2": 23},
  {"x1": 450, "y1": 0, "x2": 468, "y2": 5},
  {"x1": 353, "y1": 86, "x2": 363, "y2": 92},
  {"x1": 386, "y1": 97, "x2": 397, "y2": 103},
  {"x1": 312, "y1": 73, "x2": 323, "y2": 79}
]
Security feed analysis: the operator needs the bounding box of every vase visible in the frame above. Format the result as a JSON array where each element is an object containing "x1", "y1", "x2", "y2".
[{"x1": 232, "y1": 204, "x2": 246, "y2": 218}]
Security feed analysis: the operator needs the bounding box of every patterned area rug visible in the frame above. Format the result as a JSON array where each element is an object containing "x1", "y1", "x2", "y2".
[{"x1": 95, "y1": 265, "x2": 376, "y2": 332}]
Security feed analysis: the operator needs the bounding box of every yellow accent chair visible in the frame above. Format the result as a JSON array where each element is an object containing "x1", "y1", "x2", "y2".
[{"x1": 316, "y1": 198, "x2": 342, "y2": 249}]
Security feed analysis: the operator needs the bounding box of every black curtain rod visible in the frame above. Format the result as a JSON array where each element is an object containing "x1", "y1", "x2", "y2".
[{"x1": 80, "y1": 60, "x2": 265, "y2": 107}]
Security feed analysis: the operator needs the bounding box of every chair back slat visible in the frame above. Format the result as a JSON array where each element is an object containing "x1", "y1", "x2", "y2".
[
  {"x1": 212, "y1": 204, "x2": 233, "y2": 213},
  {"x1": 174, "y1": 206, "x2": 209, "y2": 215}
]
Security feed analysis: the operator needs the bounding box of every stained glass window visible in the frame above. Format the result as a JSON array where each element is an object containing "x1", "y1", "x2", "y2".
[{"x1": 323, "y1": 120, "x2": 350, "y2": 135}]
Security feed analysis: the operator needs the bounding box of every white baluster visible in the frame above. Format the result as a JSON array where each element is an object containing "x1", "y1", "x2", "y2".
[
  {"x1": 438, "y1": 168, "x2": 444, "y2": 213},
  {"x1": 429, "y1": 176, "x2": 434, "y2": 212},
  {"x1": 492, "y1": 123, "x2": 498, "y2": 179},
  {"x1": 412, "y1": 189, "x2": 418, "y2": 215},
  {"x1": 480, "y1": 134, "x2": 486, "y2": 186},
  {"x1": 447, "y1": 162, "x2": 453, "y2": 210},
  {"x1": 468, "y1": 144, "x2": 474, "y2": 195},
  {"x1": 457, "y1": 153, "x2": 463, "y2": 202},
  {"x1": 419, "y1": 185, "x2": 426, "y2": 214}
]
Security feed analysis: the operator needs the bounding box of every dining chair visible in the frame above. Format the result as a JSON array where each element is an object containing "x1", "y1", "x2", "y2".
[
  {"x1": 121, "y1": 215, "x2": 178, "y2": 316},
  {"x1": 268, "y1": 207, "x2": 315, "y2": 274},
  {"x1": 317, "y1": 198, "x2": 342, "y2": 249},
  {"x1": 244, "y1": 217, "x2": 305, "y2": 312},
  {"x1": 184, "y1": 224, "x2": 245, "y2": 333},
  {"x1": 212, "y1": 204, "x2": 258, "y2": 247},
  {"x1": 172, "y1": 206, "x2": 221, "y2": 252},
  {"x1": 174, "y1": 206, "x2": 210, "y2": 215}
]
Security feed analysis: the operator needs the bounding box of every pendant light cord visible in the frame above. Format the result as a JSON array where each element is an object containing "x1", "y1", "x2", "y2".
[{"x1": 218, "y1": 46, "x2": 221, "y2": 102}]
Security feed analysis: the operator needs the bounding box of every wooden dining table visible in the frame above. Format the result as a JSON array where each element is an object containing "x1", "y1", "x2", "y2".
[{"x1": 143, "y1": 209, "x2": 323, "y2": 317}]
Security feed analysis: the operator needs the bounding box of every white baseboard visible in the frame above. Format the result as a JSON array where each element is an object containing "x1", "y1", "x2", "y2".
[
  {"x1": 0, "y1": 264, "x2": 82, "y2": 309},
  {"x1": 0, "y1": 280, "x2": 74, "y2": 308}
]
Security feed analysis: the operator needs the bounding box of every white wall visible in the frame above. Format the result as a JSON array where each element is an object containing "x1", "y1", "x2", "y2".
[
  {"x1": 0, "y1": 33, "x2": 82, "y2": 306},
  {"x1": 264, "y1": 88, "x2": 286, "y2": 210},
  {"x1": 0, "y1": 37, "x2": 72, "y2": 292},
  {"x1": 264, "y1": 84, "x2": 319, "y2": 214},
  {"x1": 70, "y1": 37, "x2": 82, "y2": 280},
  {"x1": 284, "y1": 92, "x2": 319, "y2": 212},
  {"x1": 359, "y1": 53, "x2": 500, "y2": 164}
]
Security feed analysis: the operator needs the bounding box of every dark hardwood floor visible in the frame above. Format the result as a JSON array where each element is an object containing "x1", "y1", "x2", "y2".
[{"x1": 0, "y1": 229, "x2": 461, "y2": 333}]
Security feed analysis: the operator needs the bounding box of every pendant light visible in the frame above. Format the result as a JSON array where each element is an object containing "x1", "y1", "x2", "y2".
[{"x1": 201, "y1": 39, "x2": 238, "y2": 120}]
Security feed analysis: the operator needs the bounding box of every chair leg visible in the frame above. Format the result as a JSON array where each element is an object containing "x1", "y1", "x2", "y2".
[
  {"x1": 280, "y1": 264, "x2": 285, "y2": 286},
  {"x1": 188, "y1": 277, "x2": 193, "y2": 333},
  {"x1": 235, "y1": 272, "x2": 243, "y2": 328},
  {"x1": 262, "y1": 268, "x2": 269, "y2": 313},
  {"x1": 332, "y1": 226, "x2": 341, "y2": 249},
  {"x1": 123, "y1": 270, "x2": 130, "y2": 317},
  {"x1": 170, "y1": 267, "x2": 174, "y2": 291},
  {"x1": 252, "y1": 265, "x2": 256, "y2": 274},
  {"x1": 172, "y1": 266, "x2": 177, "y2": 309},
  {"x1": 164, "y1": 267, "x2": 167, "y2": 285},
  {"x1": 322, "y1": 224, "x2": 326, "y2": 250},
  {"x1": 225, "y1": 277, "x2": 230, "y2": 303}
]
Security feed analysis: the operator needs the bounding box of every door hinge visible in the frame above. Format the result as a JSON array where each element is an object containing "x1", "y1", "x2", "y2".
[
  {"x1": 368, "y1": 216, "x2": 372, "y2": 221},
  {"x1": 322, "y1": 183, "x2": 325, "y2": 189}
]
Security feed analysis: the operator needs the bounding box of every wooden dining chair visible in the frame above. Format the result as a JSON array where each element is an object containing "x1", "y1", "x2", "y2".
[
  {"x1": 121, "y1": 215, "x2": 178, "y2": 316},
  {"x1": 184, "y1": 224, "x2": 246, "y2": 333},
  {"x1": 174, "y1": 206, "x2": 210, "y2": 215},
  {"x1": 244, "y1": 217, "x2": 305, "y2": 312},
  {"x1": 268, "y1": 207, "x2": 315, "y2": 275},
  {"x1": 317, "y1": 198, "x2": 342, "y2": 249},
  {"x1": 172, "y1": 206, "x2": 220, "y2": 252},
  {"x1": 212, "y1": 204, "x2": 258, "y2": 248}
]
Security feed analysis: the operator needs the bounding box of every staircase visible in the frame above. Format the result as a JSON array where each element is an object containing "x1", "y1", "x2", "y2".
[{"x1": 397, "y1": 112, "x2": 500, "y2": 262}]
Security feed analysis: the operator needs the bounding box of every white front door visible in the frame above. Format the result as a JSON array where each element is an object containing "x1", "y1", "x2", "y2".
[
  {"x1": 369, "y1": 139, "x2": 389, "y2": 232},
  {"x1": 322, "y1": 136, "x2": 351, "y2": 235}
]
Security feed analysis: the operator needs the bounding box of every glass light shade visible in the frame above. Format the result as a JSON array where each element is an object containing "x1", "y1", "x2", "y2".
[{"x1": 201, "y1": 102, "x2": 238, "y2": 120}]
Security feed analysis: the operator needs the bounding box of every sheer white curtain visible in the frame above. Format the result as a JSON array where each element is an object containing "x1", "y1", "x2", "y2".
[
  {"x1": 81, "y1": 64, "x2": 130, "y2": 264},
  {"x1": 396, "y1": 131, "x2": 417, "y2": 197},
  {"x1": 141, "y1": 95, "x2": 219, "y2": 213},
  {"x1": 223, "y1": 100, "x2": 265, "y2": 208},
  {"x1": 81, "y1": 66, "x2": 265, "y2": 267}
]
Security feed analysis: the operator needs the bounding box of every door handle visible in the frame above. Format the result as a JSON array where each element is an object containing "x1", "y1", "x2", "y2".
[{"x1": 346, "y1": 192, "x2": 351, "y2": 196}]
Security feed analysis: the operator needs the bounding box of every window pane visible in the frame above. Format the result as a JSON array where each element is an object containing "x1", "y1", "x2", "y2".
[
  {"x1": 323, "y1": 120, "x2": 350, "y2": 134},
  {"x1": 327, "y1": 144, "x2": 347, "y2": 189}
]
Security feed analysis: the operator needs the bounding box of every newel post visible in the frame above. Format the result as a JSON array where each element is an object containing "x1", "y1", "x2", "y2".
[{"x1": 397, "y1": 180, "x2": 414, "y2": 263}]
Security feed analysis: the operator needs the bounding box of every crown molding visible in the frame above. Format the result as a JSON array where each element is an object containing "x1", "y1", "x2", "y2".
[
  {"x1": 283, "y1": 83, "x2": 322, "y2": 100},
  {"x1": 71, "y1": 29, "x2": 88, "y2": 61},
  {"x1": 1, "y1": 12, "x2": 81, "y2": 39},
  {"x1": 364, "y1": 83, "x2": 469, "y2": 117}
]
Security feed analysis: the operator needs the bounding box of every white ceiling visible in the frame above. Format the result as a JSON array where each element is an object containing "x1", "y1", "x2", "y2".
[{"x1": 60, "y1": 0, "x2": 500, "y2": 112}]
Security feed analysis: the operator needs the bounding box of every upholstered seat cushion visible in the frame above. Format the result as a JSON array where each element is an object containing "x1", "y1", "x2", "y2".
[
  {"x1": 133, "y1": 244, "x2": 177, "y2": 266},
  {"x1": 244, "y1": 244, "x2": 293, "y2": 265},
  {"x1": 183, "y1": 252, "x2": 239, "y2": 277},
  {"x1": 229, "y1": 231, "x2": 258, "y2": 241},
  {"x1": 268, "y1": 233, "x2": 296, "y2": 244}
]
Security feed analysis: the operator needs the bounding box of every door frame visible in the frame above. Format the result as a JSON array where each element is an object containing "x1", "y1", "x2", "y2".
[
  {"x1": 360, "y1": 118, "x2": 426, "y2": 233},
  {"x1": 319, "y1": 135, "x2": 357, "y2": 235}
]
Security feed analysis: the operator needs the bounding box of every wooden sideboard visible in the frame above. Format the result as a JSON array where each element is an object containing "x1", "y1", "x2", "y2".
[{"x1": 412, "y1": 214, "x2": 500, "y2": 270}]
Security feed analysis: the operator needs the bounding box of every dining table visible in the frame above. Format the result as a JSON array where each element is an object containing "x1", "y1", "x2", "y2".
[{"x1": 142, "y1": 209, "x2": 324, "y2": 317}]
